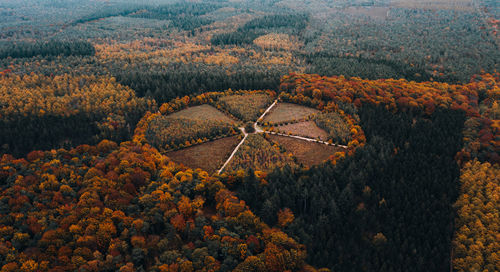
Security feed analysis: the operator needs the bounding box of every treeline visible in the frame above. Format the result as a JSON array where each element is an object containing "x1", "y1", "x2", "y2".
[
  {"x1": 243, "y1": 14, "x2": 309, "y2": 31},
  {"x1": 129, "y1": 2, "x2": 219, "y2": 31},
  {"x1": 113, "y1": 63, "x2": 285, "y2": 104},
  {"x1": 281, "y1": 73, "x2": 499, "y2": 163},
  {"x1": 70, "y1": 2, "x2": 219, "y2": 31},
  {"x1": 0, "y1": 73, "x2": 155, "y2": 157},
  {"x1": 231, "y1": 105, "x2": 466, "y2": 271},
  {"x1": 0, "y1": 40, "x2": 95, "y2": 59},
  {"x1": 305, "y1": 52, "x2": 434, "y2": 82},
  {"x1": 211, "y1": 14, "x2": 309, "y2": 46},
  {"x1": 70, "y1": 5, "x2": 142, "y2": 26}
]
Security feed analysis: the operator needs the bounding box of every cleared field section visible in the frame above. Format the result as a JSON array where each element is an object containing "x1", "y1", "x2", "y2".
[
  {"x1": 145, "y1": 116, "x2": 237, "y2": 151},
  {"x1": 217, "y1": 93, "x2": 273, "y2": 122},
  {"x1": 165, "y1": 136, "x2": 240, "y2": 173},
  {"x1": 268, "y1": 135, "x2": 343, "y2": 167},
  {"x1": 263, "y1": 102, "x2": 319, "y2": 123},
  {"x1": 226, "y1": 134, "x2": 297, "y2": 172},
  {"x1": 276, "y1": 121, "x2": 329, "y2": 141},
  {"x1": 167, "y1": 104, "x2": 237, "y2": 124}
]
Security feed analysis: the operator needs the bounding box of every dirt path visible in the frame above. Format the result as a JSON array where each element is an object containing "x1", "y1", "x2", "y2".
[
  {"x1": 262, "y1": 131, "x2": 348, "y2": 148},
  {"x1": 255, "y1": 99, "x2": 278, "y2": 131},
  {"x1": 218, "y1": 100, "x2": 277, "y2": 174},
  {"x1": 254, "y1": 99, "x2": 347, "y2": 148},
  {"x1": 217, "y1": 127, "x2": 247, "y2": 174}
]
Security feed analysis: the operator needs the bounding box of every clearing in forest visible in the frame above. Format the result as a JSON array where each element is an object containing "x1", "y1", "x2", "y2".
[
  {"x1": 166, "y1": 104, "x2": 238, "y2": 124},
  {"x1": 225, "y1": 134, "x2": 297, "y2": 172},
  {"x1": 267, "y1": 135, "x2": 343, "y2": 167},
  {"x1": 145, "y1": 116, "x2": 238, "y2": 151},
  {"x1": 165, "y1": 136, "x2": 241, "y2": 173},
  {"x1": 263, "y1": 102, "x2": 320, "y2": 123},
  {"x1": 217, "y1": 93, "x2": 273, "y2": 122},
  {"x1": 274, "y1": 121, "x2": 329, "y2": 141}
]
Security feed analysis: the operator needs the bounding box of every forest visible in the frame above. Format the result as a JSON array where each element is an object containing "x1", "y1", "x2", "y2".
[
  {"x1": 229, "y1": 105, "x2": 466, "y2": 271},
  {"x1": 0, "y1": 0, "x2": 498, "y2": 271},
  {"x1": 0, "y1": 74, "x2": 155, "y2": 157},
  {"x1": 0, "y1": 40, "x2": 95, "y2": 59}
]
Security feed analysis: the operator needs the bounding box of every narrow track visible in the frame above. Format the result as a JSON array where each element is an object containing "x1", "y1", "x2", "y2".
[
  {"x1": 262, "y1": 131, "x2": 348, "y2": 148},
  {"x1": 217, "y1": 128, "x2": 247, "y2": 174}
]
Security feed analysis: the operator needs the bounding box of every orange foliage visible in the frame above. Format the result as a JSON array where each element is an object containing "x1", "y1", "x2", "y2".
[
  {"x1": 452, "y1": 160, "x2": 500, "y2": 272},
  {"x1": 277, "y1": 208, "x2": 295, "y2": 228},
  {"x1": 281, "y1": 72, "x2": 500, "y2": 163},
  {"x1": 170, "y1": 214, "x2": 186, "y2": 232},
  {"x1": 0, "y1": 73, "x2": 155, "y2": 119}
]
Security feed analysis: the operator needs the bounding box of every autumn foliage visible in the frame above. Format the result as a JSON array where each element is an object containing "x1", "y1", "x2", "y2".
[
  {"x1": 0, "y1": 139, "x2": 310, "y2": 271},
  {"x1": 0, "y1": 73, "x2": 154, "y2": 119},
  {"x1": 0, "y1": 73, "x2": 156, "y2": 156},
  {"x1": 280, "y1": 72, "x2": 499, "y2": 163},
  {"x1": 452, "y1": 160, "x2": 500, "y2": 272}
]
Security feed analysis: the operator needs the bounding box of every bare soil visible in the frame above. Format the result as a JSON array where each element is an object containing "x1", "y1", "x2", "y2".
[
  {"x1": 167, "y1": 104, "x2": 237, "y2": 124},
  {"x1": 165, "y1": 136, "x2": 240, "y2": 173},
  {"x1": 276, "y1": 121, "x2": 329, "y2": 141},
  {"x1": 268, "y1": 135, "x2": 343, "y2": 167}
]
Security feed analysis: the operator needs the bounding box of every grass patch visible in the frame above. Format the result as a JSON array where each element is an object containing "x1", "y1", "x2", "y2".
[
  {"x1": 167, "y1": 104, "x2": 237, "y2": 124},
  {"x1": 263, "y1": 102, "x2": 319, "y2": 124}
]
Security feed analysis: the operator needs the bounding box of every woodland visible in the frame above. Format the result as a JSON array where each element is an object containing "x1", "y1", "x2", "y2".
[{"x1": 0, "y1": 0, "x2": 499, "y2": 271}]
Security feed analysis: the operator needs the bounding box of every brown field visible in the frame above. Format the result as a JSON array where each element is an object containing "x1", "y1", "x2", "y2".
[
  {"x1": 167, "y1": 104, "x2": 237, "y2": 124},
  {"x1": 165, "y1": 136, "x2": 240, "y2": 173},
  {"x1": 263, "y1": 103, "x2": 319, "y2": 123},
  {"x1": 267, "y1": 135, "x2": 343, "y2": 167},
  {"x1": 389, "y1": 0, "x2": 474, "y2": 11},
  {"x1": 276, "y1": 121, "x2": 329, "y2": 141}
]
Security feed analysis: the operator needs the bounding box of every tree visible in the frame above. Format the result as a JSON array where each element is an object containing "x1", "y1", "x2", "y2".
[
  {"x1": 245, "y1": 122, "x2": 256, "y2": 134},
  {"x1": 277, "y1": 208, "x2": 294, "y2": 228}
]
